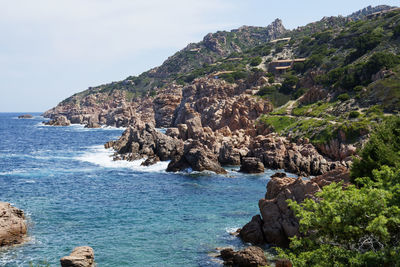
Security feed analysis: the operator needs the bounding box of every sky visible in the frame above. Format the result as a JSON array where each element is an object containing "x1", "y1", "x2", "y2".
[{"x1": 0, "y1": 0, "x2": 398, "y2": 112}]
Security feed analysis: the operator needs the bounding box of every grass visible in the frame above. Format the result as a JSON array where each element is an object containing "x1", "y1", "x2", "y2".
[
  {"x1": 291, "y1": 101, "x2": 337, "y2": 119},
  {"x1": 259, "y1": 115, "x2": 297, "y2": 133}
]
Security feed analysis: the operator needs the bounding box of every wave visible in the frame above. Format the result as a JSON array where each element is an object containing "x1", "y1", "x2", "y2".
[{"x1": 75, "y1": 145, "x2": 169, "y2": 173}]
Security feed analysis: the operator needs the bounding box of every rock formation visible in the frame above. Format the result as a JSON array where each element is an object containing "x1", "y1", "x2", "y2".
[
  {"x1": 0, "y1": 202, "x2": 27, "y2": 247},
  {"x1": 239, "y1": 167, "x2": 350, "y2": 247},
  {"x1": 219, "y1": 246, "x2": 268, "y2": 267},
  {"x1": 249, "y1": 134, "x2": 347, "y2": 176},
  {"x1": 167, "y1": 140, "x2": 227, "y2": 174},
  {"x1": 44, "y1": 115, "x2": 71, "y2": 126},
  {"x1": 18, "y1": 114, "x2": 33, "y2": 119},
  {"x1": 60, "y1": 246, "x2": 95, "y2": 267},
  {"x1": 106, "y1": 122, "x2": 183, "y2": 163},
  {"x1": 239, "y1": 157, "x2": 265, "y2": 173}
]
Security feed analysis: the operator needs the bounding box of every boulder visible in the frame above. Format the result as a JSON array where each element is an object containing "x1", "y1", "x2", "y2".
[
  {"x1": 167, "y1": 140, "x2": 227, "y2": 174},
  {"x1": 44, "y1": 115, "x2": 71, "y2": 126},
  {"x1": 239, "y1": 157, "x2": 264, "y2": 173},
  {"x1": 108, "y1": 123, "x2": 184, "y2": 163},
  {"x1": 218, "y1": 142, "x2": 242, "y2": 166},
  {"x1": 0, "y1": 202, "x2": 27, "y2": 246},
  {"x1": 220, "y1": 246, "x2": 268, "y2": 267},
  {"x1": 239, "y1": 215, "x2": 265, "y2": 245},
  {"x1": 60, "y1": 246, "x2": 95, "y2": 267}
]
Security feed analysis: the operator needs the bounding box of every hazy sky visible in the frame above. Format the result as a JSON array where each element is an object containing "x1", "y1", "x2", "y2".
[{"x1": 1, "y1": 0, "x2": 398, "y2": 112}]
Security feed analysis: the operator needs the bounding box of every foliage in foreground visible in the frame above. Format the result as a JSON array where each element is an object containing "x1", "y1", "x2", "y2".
[{"x1": 277, "y1": 117, "x2": 400, "y2": 266}]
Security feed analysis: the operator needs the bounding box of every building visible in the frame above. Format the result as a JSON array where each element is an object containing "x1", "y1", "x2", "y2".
[{"x1": 268, "y1": 58, "x2": 306, "y2": 73}]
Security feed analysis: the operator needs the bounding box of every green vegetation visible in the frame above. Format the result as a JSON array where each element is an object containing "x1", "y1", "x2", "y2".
[
  {"x1": 337, "y1": 93, "x2": 350, "y2": 101},
  {"x1": 277, "y1": 117, "x2": 400, "y2": 266},
  {"x1": 257, "y1": 86, "x2": 292, "y2": 107},
  {"x1": 351, "y1": 116, "x2": 400, "y2": 181},
  {"x1": 250, "y1": 56, "x2": 262, "y2": 66},
  {"x1": 259, "y1": 115, "x2": 296, "y2": 133},
  {"x1": 349, "y1": 111, "x2": 360, "y2": 118}
]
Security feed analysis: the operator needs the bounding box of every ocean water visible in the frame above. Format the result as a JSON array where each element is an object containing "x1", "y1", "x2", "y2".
[{"x1": 0, "y1": 113, "x2": 284, "y2": 266}]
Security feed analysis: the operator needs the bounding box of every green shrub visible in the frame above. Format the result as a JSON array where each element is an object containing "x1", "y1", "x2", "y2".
[
  {"x1": 280, "y1": 74, "x2": 299, "y2": 94},
  {"x1": 337, "y1": 93, "x2": 350, "y2": 101},
  {"x1": 250, "y1": 57, "x2": 262, "y2": 66},
  {"x1": 351, "y1": 116, "x2": 400, "y2": 181},
  {"x1": 393, "y1": 24, "x2": 400, "y2": 38},
  {"x1": 349, "y1": 111, "x2": 360, "y2": 118},
  {"x1": 268, "y1": 77, "x2": 275, "y2": 83},
  {"x1": 278, "y1": 118, "x2": 400, "y2": 266}
]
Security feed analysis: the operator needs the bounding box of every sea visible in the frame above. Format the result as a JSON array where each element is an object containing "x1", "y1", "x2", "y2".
[{"x1": 0, "y1": 113, "x2": 288, "y2": 266}]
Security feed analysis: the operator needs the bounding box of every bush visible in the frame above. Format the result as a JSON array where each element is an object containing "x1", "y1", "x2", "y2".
[
  {"x1": 351, "y1": 116, "x2": 400, "y2": 181},
  {"x1": 280, "y1": 74, "x2": 299, "y2": 94},
  {"x1": 268, "y1": 77, "x2": 275, "y2": 83},
  {"x1": 393, "y1": 24, "x2": 400, "y2": 38},
  {"x1": 353, "y1": 85, "x2": 363, "y2": 92},
  {"x1": 349, "y1": 111, "x2": 360, "y2": 118},
  {"x1": 364, "y1": 52, "x2": 400, "y2": 78},
  {"x1": 250, "y1": 57, "x2": 262, "y2": 67},
  {"x1": 337, "y1": 93, "x2": 350, "y2": 101}
]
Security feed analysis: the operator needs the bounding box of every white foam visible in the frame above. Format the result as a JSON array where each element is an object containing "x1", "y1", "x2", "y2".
[
  {"x1": 225, "y1": 226, "x2": 240, "y2": 234},
  {"x1": 0, "y1": 170, "x2": 26, "y2": 176},
  {"x1": 75, "y1": 145, "x2": 169, "y2": 173}
]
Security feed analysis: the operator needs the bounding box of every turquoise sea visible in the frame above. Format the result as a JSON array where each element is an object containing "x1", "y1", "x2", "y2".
[{"x1": 0, "y1": 113, "x2": 286, "y2": 266}]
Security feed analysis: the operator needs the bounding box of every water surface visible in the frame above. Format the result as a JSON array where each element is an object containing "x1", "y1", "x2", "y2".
[{"x1": 0, "y1": 113, "x2": 281, "y2": 266}]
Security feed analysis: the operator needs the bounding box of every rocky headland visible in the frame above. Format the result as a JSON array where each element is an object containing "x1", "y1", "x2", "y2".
[
  {"x1": 0, "y1": 202, "x2": 27, "y2": 247},
  {"x1": 93, "y1": 77, "x2": 349, "y2": 175}
]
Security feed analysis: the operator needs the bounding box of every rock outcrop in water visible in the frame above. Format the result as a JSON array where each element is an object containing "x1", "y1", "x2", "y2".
[
  {"x1": 18, "y1": 114, "x2": 33, "y2": 119},
  {"x1": 60, "y1": 246, "x2": 95, "y2": 267},
  {"x1": 106, "y1": 122, "x2": 183, "y2": 163},
  {"x1": 240, "y1": 167, "x2": 350, "y2": 247},
  {"x1": 0, "y1": 202, "x2": 27, "y2": 247},
  {"x1": 44, "y1": 115, "x2": 71, "y2": 126},
  {"x1": 219, "y1": 246, "x2": 268, "y2": 267}
]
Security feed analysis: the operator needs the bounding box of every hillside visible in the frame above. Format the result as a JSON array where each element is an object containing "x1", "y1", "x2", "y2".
[{"x1": 44, "y1": 5, "x2": 400, "y2": 164}]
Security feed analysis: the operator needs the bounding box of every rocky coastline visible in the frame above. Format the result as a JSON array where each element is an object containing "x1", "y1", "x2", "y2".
[
  {"x1": 44, "y1": 77, "x2": 351, "y2": 176},
  {"x1": 0, "y1": 202, "x2": 27, "y2": 247}
]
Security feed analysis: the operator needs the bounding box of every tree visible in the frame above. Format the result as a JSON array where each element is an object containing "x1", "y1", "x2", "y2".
[{"x1": 351, "y1": 116, "x2": 400, "y2": 181}]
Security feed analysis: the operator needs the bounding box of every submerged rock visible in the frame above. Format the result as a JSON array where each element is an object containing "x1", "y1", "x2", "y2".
[
  {"x1": 0, "y1": 202, "x2": 27, "y2": 247},
  {"x1": 60, "y1": 246, "x2": 95, "y2": 267},
  {"x1": 220, "y1": 246, "x2": 268, "y2": 267}
]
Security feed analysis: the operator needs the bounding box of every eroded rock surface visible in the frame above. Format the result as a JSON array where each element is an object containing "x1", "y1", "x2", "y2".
[
  {"x1": 60, "y1": 246, "x2": 95, "y2": 267},
  {"x1": 44, "y1": 115, "x2": 71, "y2": 126},
  {"x1": 240, "y1": 167, "x2": 350, "y2": 247},
  {"x1": 0, "y1": 202, "x2": 27, "y2": 247},
  {"x1": 220, "y1": 246, "x2": 268, "y2": 267}
]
